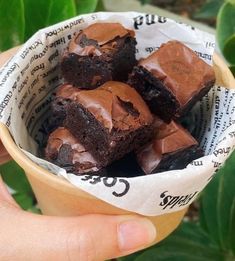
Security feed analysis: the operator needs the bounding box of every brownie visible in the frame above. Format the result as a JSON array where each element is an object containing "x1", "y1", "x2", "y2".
[
  {"x1": 65, "y1": 81, "x2": 154, "y2": 167},
  {"x1": 106, "y1": 152, "x2": 145, "y2": 178},
  {"x1": 136, "y1": 119, "x2": 203, "y2": 174},
  {"x1": 61, "y1": 23, "x2": 137, "y2": 89},
  {"x1": 45, "y1": 127, "x2": 103, "y2": 175},
  {"x1": 128, "y1": 40, "x2": 215, "y2": 123},
  {"x1": 51, "y1": 83, "x2": 81, "y2": 127}
]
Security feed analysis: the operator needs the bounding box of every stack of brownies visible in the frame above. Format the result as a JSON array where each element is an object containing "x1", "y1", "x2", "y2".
[{"x1": 45, "y1": 23, "x2": 215, "y2": 176}]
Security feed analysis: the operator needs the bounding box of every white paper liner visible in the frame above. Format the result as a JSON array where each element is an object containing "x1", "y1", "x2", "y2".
[{"x1": 0, "y1": 12, "x2": 234, "y2": 216}]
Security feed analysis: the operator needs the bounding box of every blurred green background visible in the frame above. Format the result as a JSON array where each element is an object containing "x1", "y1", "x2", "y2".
[{"x1": 1, "y1": 0, "x2": 235, "y2": 260}]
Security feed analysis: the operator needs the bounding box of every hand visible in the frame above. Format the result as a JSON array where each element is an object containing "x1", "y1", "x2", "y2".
[
  {"x1": 0, "y1": 141, "x2": 11, "y2": 164},
  {"x1": 0, "y1": 48, "x2": 156, "y2": 261}
]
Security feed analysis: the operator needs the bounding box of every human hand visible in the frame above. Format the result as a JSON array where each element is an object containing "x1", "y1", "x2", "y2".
[
  {"x1": 0, "y1": 48, "x2": 156, "y2": 261},
  {"x1": 0, "y1": 141, "x2": 11, "y2": 164}
]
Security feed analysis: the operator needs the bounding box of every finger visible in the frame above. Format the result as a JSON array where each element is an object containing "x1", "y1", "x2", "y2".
[
  {"x1": 0, "y1": 141, "x2": 11, "y2": 164},
  {"x1": 0, "y1": 176, "x2": 19, "y2": 208},
  {"x1": 0, "y1": 46, "x2": 20, "y2": 68},
  {"x1": 0, "y1": 209, "x2": 156, "y2": 261}
]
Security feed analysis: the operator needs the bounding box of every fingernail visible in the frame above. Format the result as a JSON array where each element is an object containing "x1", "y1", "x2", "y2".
[{"x1": 118, "y1": 218, "x2": 156, "y2": 252}]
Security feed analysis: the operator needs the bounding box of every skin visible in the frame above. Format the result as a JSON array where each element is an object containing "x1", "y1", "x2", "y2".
[{"x1": 0, "y1": 48, "x2": 156, "y2": 261}]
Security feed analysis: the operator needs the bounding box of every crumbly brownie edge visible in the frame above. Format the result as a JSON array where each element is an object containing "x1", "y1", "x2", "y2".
[
  {"x1": 65, "y1": 101, "x2": 154, "y2": 167},
  {"x1": 128, "y1": 66, "x2": 179, "y2": 123},
  {"x1": 51, "y1": 97, "x2": 71, "y2": 128},
  {"x1": 178, "y1": 79, "x2": 216, "y2": 117},
  {"x1": 65, "y1": 101, "x2": 110, "y2": 164},
  {"x1": 112, "y1": 36, "x2": 137, "y2": 82},
  {"x1": 108, "y1": 124, "x2": 154, "y2": 163},
  {"x1": 151, "y1": 145, "x2": 203, "y2": 174},
  {"x1": 61, "y1": 53, "x2": 112, "y2": 89}
]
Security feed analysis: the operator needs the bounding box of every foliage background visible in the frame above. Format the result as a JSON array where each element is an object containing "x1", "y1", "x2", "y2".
[
  {"x1": 1, "y1": 0, "x2": 235, "y2": 260},
  {"x1": 0, "y1": 0, "x2": 101, "y2": 51}
]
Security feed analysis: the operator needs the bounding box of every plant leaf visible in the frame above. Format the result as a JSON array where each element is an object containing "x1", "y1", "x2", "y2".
[
  {"x1": 228, "y1": 199, "x2": 235, "y2": 255},
  {"x1": 200, "y1": 151, "x2": 235, "y2": 252},
  {"x1": 216, "y1": 1, "x2": 235, "y2": 56},
  {"x1": 0, "y1": 160, "x2": 33, "y2": 195},
  {"x1": 223, "y1": 34, "x2": 235, "y2": 64},
  {"x1": 138, "y1": 0, "x2": 152, "y2": 5},
  {"x1": 229, "y1": 65, "x2": 235, "y2": 76},
  {"x1": 124, "y1": 222, "x2": 225, "y2": 261},
  {"x1": 198, "y1": 200, "x2": 209, "y2": 233},
  {"x1": 227, "y1": 0, "x2": 235, "y2": 5},
  {"x1": 95, "y1": 0, "x2": 105, "y2": 12},
  {"x1": 13, "y1": 192, "x2": 34, "y2": 210},
  {"x1": 199, "y1": 174, "x2": 221, "y2": 246},
  {"x1": 45, "y1": 0, "x2": 76, "y2": 26},
  {"x1": 216, "y1": 151, "x2": 235, "y2": 250},
  {"x1": 23, "y1": 0, "x2": 76, "y2": 41},
  {"x1": 0, "y1": 0, "x2": 24, "y2": 51},
  {"x1": 194, "y1": 0, "x2": 223, "y2": 19},
  {"x1": 75, "y1": 0, "x2": 98, "y2": 15},
  {"x1": 118, "y1": 251, "x2": 143, "y2": 261},
  {"x1": 28, "y1": 205, "x2": 42, "y2": 214}
]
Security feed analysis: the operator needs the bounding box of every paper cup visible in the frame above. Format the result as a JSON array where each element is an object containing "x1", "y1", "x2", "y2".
[{"x1": 0, "y1": 52, "x2": 234, "y2": 244}]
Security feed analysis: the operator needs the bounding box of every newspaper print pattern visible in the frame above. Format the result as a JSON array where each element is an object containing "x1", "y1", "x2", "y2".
[{"x1": 0, "y1": 12, "x2": 234, "y2": 216}]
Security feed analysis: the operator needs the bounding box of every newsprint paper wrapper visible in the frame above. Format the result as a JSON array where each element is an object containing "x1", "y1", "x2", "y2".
[{"x1": 0, "y1": 12, "x2": 235, "y2": 216}]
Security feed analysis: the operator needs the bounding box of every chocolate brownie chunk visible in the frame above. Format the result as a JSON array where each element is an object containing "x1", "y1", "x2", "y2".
[
  {"x1": 61, "y1": 23, "x2": 137, "y2": 89},
  {"x1": 45, "y1": 127, "x2": 102, "y2": 175},
  {"x1": 106, "y1": 153, "x2": 145, "y2": 178},
  {"x1": 129, "y1": 40, "x2": 215, "y2": 122},
  {"x1": 65, "y1": 81, "x2": 154, "y2": 166},
  {"x1": 51, "y1": 84, "x2": 81, "y2": 127},
  {"x1": 136, "y1": 119, "x2": 203, "y2": 174}
]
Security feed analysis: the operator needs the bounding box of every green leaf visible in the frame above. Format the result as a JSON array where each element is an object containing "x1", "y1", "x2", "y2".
[
  {"x1": 200, "y1": 151, "x2": 235, "y2": 252},
  {"x1": 45, "y1": 0, "x2": 76, "y2": 26},
  {"x1": 229, "y1": 65, "x2": 235, "y2": 76},
  {"x1": 194, "y1": 0, "x2": 223, "y2": 19},
  {"x1": 216, "y1": 1, "x2": 235, "y2": 57},
  {"x1": 199, "y1": 174, "x2": 221, "y2": 246},
  {"x1": 95, "y1": 0, "x2": 105, "y2": 12},
  {"x1": 75, "y1": 0, "x2": 98, "y2": 15},
  {"x1": 138, "y1": 0, "x2": 152, "y2": 5},
  {"x1": 223, "y1": 34, "x2": 235, "y2": 64},
  {"x1": 198, "y1": 200, "x2": 209, "y2": 233},
  {"x1": 124, "y1": 222, "x2": 225, "y2": 261},
  {"x1": 118, "y1": 251, "x2": 143, "y2": 261},
  {"x1": 28, "y1": 205, "x2": 42, "y2": 214},
  {"x1": 227, "y1": 0, "x2": 235, "y2": 5},
  {"x1": 217, "y1": 151, "x2": 235, "y2": 250},
  {"x1": 0, "y1": 0, "x2": 25, "y2": 51},
  {"x1": 24, "y1": 0, "x2": 76, "y2": 41},
  {"x1": 228, "y1": 199, "x2": 235, "y2": 255},
  {"x1": 0, "y1": 160, "x2": 33, "y2": 195},
  {"x1": 13, "y1": 192, "x2": 34, "y2": 210}
]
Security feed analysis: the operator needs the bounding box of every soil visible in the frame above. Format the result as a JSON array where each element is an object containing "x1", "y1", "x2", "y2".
[{"x1": 151, "y1": 0, "x2": 216, "y2": 27}]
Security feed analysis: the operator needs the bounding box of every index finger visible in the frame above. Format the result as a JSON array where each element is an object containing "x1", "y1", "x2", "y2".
[{"x1": 0, "y1": 46, "x2": 21, "y2": 68}]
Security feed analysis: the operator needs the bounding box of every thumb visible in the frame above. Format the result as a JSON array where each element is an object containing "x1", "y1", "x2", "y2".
[{"x1": 1, "y1": 205, "x2": 156, "y2": 261}]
